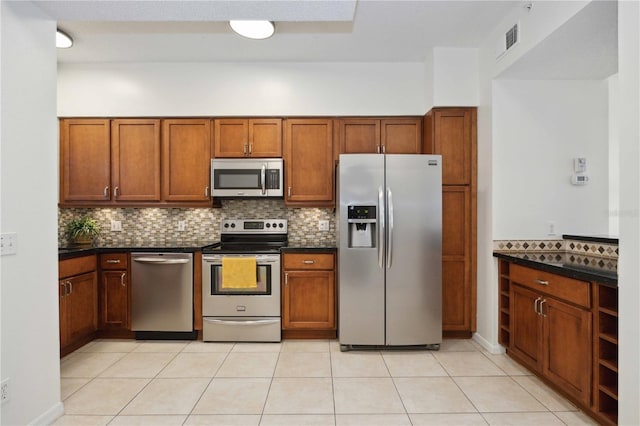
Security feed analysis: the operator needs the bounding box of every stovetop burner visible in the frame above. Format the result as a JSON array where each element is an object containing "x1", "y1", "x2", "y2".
[{"x1": 202, "y1": 219, "x2": 288, "y2": 254}]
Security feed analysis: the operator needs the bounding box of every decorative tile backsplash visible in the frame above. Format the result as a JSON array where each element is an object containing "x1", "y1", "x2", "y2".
[
  {"x1": 494, "y1": 238, "x2": 618, "y2": 260},
  {"x1": 58, "y1": 199, "x2": 336, "y2": 246}
]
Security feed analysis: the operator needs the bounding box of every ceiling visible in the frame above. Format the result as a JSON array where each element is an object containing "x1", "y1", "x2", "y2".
[{"x1": 36, "y1": 0, "x2": 521, "y2": 63}]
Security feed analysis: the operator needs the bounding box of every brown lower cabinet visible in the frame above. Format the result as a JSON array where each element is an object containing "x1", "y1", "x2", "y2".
[
  {"x1": 98, "y1": 253, "x2": 130, "y2": 333},
  {"x1": 59, "y1": 255, "x2": 98, "y2": 356},
  {"x1": 281, "y1": 252, "x2": 336, "y2": 339},
  {"x1": 498, "y1": 259, "x2": 618, "y2": 425}
]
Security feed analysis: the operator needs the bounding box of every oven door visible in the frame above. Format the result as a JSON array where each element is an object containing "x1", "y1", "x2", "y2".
[{"x1": 202, "y1": 254, "x2": 280, "y2": 316}]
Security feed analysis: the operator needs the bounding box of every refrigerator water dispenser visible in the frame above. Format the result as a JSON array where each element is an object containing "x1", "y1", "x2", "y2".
[{"x1": 347, "y1": 205, "x2": 376, "y2": 248}]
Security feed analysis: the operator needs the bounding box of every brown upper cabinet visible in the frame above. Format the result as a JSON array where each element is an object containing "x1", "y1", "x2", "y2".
[
  {"x1": 111, "y1": 119, "x2": 162, "y2": 202},
  {"x1": 283, "y1": 118, "x2": 335, "y2": 207},
  {"x1": 339, "y1": 118, "x2": 422, "y2": 154},
  {"x1": 424, "y1": 108, "x2": 475, "y2": 185},
  {"x1": 60, "y1": 118, "x2": 161, "y2": 204},
  {"x1": 60, "y1": 118, "x2": 112, "y2": 202},
  {"x1": 162, "y1": 119, "x2": 212, "y2": 204},
  {"x1": 214, "y1": 118, "x2": 282, "y2": 158}
]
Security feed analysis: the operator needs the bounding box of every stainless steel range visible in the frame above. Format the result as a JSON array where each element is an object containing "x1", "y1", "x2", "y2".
[{"x1": 201, "y1": 219, "x2": 287, "y2": 342}]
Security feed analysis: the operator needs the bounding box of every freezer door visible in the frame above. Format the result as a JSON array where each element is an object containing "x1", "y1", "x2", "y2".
[
  {"x1": 338, "y1": 154, "x2": 386, "y2": 345},
  {"x1": 385, "y1": 155, "x2": 442, "y2": 345}
]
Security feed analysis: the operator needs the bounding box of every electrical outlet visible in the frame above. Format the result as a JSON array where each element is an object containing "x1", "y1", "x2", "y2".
[
  {"x1": 1, "y1": 378, "x2": 9, "y2": 404},
  {"x1": 110, "y1": 220, "x2": 122, "y2": 232},
  {"x1": 178, "y1": 221, "x2": 186, "y2": 232},
  {"x1": 318, "y1": 220, "x2": 330, "y2": 232},
  {"x1": 0, "y1": 233, "x2": 18, "y2": 256},
  {"x1": 547, "y1": 221, "x2": 556, "y2": 236}
]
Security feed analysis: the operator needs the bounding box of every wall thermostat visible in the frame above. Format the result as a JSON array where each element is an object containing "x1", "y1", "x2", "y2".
[{"x1": 571, "y1": 174, "x2": 589, "y2": 185}]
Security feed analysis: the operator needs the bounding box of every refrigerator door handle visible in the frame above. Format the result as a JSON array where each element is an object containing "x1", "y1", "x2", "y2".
[
  {"x1": 387, "y1": 187, "x2": 394, "y2": 269},
  {"x1": 378, "y1": 186, "x2": 385, "y2": 269}
]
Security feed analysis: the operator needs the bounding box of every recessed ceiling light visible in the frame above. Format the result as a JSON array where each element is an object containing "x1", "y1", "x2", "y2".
[
  {"x1": 229, "y1": 20, "x2": 275, "y2": 40},
  {"x1": 56, "y1": 29, "x2": 73, "y2": 48}
]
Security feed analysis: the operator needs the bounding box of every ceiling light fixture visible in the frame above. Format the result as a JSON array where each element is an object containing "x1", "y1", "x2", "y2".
[
  {"x1": 229, "y1": 20, "x2": 275, "y2": 40},
  {"x1": 56, "y1": 29, "x2": 73, "y2": 48}
]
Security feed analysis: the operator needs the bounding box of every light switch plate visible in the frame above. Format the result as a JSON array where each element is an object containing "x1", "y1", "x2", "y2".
[{"x1": 1, "y1": 233, "x2": 18, "y2": 256}]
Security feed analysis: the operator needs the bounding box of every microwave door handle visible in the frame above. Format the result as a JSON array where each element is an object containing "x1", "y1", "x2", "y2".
[{"x1": 261, "y1": 164, "x2": 266, "y2": 195}]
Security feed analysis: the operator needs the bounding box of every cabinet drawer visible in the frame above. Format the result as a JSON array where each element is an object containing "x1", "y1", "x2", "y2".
[
  {"x1": 510, "y1": 264, "x2": 590, "y2": 308},
  {"x1": 283, "y1": 253, "x2": 334, "y2": 270},
  {"x1": 59, "y1": 255, "x2": 97, "y2": 278},
  {"x1": 100, "y1": 253, "x2": 128, "y2": 270}
]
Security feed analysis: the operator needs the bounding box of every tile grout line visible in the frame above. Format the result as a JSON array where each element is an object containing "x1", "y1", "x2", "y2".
[{"x1": 182, "y1": 342, "x2": 236, "y2": 425}]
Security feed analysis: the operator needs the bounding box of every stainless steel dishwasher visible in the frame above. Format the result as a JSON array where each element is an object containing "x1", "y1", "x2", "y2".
[{"x1": 131, "y1": 252, "x2": 195, "y2": 339}]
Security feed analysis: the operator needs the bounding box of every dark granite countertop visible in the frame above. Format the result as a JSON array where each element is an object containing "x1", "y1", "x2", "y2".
[
  {"x1": 59, "y1": 241, "x2": 337, "y2": 259},
  {"x1": 59, "y1": 240, "x2": 218, "y2": 260},
  {"x1": 281, "y1": 243, "x2": 337, "y2": 253},
  {"x1": 494, "y1": 251, "x2": 617, "y2": 287}
]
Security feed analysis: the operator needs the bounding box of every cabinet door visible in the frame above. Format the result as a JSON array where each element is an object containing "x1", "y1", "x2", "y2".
[
  {"x1": 381, "y1": 118, "x2": 422, "y2": 154},
  {"x1": 100, "y1": 270, "x2": 129, "y2": 330},
  {"x1": 162, "y1": 119, "x2": 212, "y2": 202},
  {"x1": 442, "y1": 187, "x2": 472, "y2": 331},
  {"x1": 60, "y1": 119, "x2": 111, "y2": 202},
  {"x1": 66, "y1": 272, "x2": 98, "y2": 343},
  {"x1": 250, "y1": 119, "x2": 282, "y2": 157},
  {"x1": 59, "y1": 280, "x2": 69, "y2": 348},
  {"x1": 339, "y1": 119, "x2": 380, "y2": 153},
  {"x1": 283, "y1": 270, "x2": 335, "y2": 330},
  {"x1": 284, "y1": 119, "x2": 335, "y2": 206},
  {"x1": 214, "y1": 119, "x2": 249, "y2": 157},
  {"x1": 543, "y1": 297, "x2": 592, "y2": 405},
  {"x1": 111, "y1": 119, "x2": 161, "y2": 202},
  {"x1": 509, "y1": 284, "x2": 542, "y2": 371},
  {"x1": 431, "y1": 109, "x2": 474, "y2": 185}
]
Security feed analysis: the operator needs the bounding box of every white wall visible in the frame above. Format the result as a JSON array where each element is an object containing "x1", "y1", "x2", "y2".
[
  {"x1": 474, "y1": 0, "x2": 601, "y2": 355},
  {"x1": 0, "y1": 1, "x2": 62, "y2": 425},
  {"x1": 57, "y1": 62, "x2": 426, "y2": 116},
  {"x1": 607, "y1": 74, "x2": 619, "y2": 236},
  {"x1": 432, "y1": 47, "x2": 478, "y2": 106},
  {"x1": 617, "y1": 1, "x2": 640, "y2": 424},
  {"x1": 492, "y1": 79, "x2": 609, "y2": 239}
]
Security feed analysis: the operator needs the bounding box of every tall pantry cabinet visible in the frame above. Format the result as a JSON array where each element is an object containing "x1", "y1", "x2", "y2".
[{"x1": 424, "y1": 107, "x2": 477, "y2": 336}]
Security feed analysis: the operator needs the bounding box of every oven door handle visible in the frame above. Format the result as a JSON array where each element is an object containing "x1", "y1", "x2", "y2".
[
  {"x1": 203, "y1": 318, "x2": 280, "y2": 326},
  {"x1": 203, "y1": 257, "x2": 279, "y2": 263}
]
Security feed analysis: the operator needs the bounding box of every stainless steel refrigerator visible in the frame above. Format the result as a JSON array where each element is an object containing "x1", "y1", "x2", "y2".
[{"x1": 338, "y1": 154, "x2": 442, "y2": 350}]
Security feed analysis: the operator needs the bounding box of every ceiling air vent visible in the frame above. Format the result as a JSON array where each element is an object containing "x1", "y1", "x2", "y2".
[{"x1": 496, "y1": 22, "x2": 520, "y2": 60}]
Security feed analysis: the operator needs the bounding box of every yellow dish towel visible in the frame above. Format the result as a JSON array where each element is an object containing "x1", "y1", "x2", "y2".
[{"x1": 222, "y1": 257, "x2": 257, "y2": 289}]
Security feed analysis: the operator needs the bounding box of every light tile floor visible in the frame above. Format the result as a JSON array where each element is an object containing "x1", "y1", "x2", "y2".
[{"x1": 55, "y1": 339, "x2": 598, "y2": 426}]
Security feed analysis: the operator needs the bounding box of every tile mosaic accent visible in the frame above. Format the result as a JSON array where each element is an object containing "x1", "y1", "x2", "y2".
[
  {"x1": 58, "y1": 199, "x2": 336, "y2": 247},
  {"x1": 493, "y1": 240, "x2": 564, "y2": 253},
  {"x1": 494, "y1": 238, "x2": 618, "y2": 260}
]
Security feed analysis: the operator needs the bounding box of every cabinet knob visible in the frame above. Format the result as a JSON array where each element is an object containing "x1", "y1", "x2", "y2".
[
  {"x1": 288, "y1": 187, "x2": 291, "y2": 198},
  {"x1": 284, "y1": 272, "x2": 289, "y2": 286},
  {"x1": 249, "y1": 143, "x2": 253, "y2": 154},
  {"x1": 205, "y1": 186, "x2": 209, "y2": 197},
  {"x1": 103, "y1": 186, "x2": 110, "y2": 198},
  {"x1": 534, "y1": 279, "x2": 549, "y2": 286},
  {"x1": 120, "y1": 272, "x2": 126, "y2": 287},
  {"x1": 302, "y1": 260, "x2": 315, "y2": 264},
  {"x1": 243, "y1": 144, "x2": 248, "y2": 155},
  {"x1": 114, "y1": 186, "x2": 119, "y2": 197},
  {"x1": 106, "y1": 259, "x2": 121, "y2": 264}
]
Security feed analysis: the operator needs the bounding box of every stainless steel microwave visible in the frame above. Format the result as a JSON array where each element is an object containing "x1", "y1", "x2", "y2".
[{"x1": 210, "y1": 158, "x2": 283, "y2": 198}]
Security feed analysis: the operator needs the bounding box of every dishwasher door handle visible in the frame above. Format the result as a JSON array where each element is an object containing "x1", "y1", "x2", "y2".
[
  {"x1": 133, "y1": 258, "x2": 191, "y2": 264},
  {"x1": 204, "y1": 318, "x2": 280, "y2": 326}
]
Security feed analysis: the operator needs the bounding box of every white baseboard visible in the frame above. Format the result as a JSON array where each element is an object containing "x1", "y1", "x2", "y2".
[
  {"x1": 29, "y1": 401, "x2": 64, "y2": 425},
  {"x1": 473, "y1": 332, "x2": 506, "y2": 354}
]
